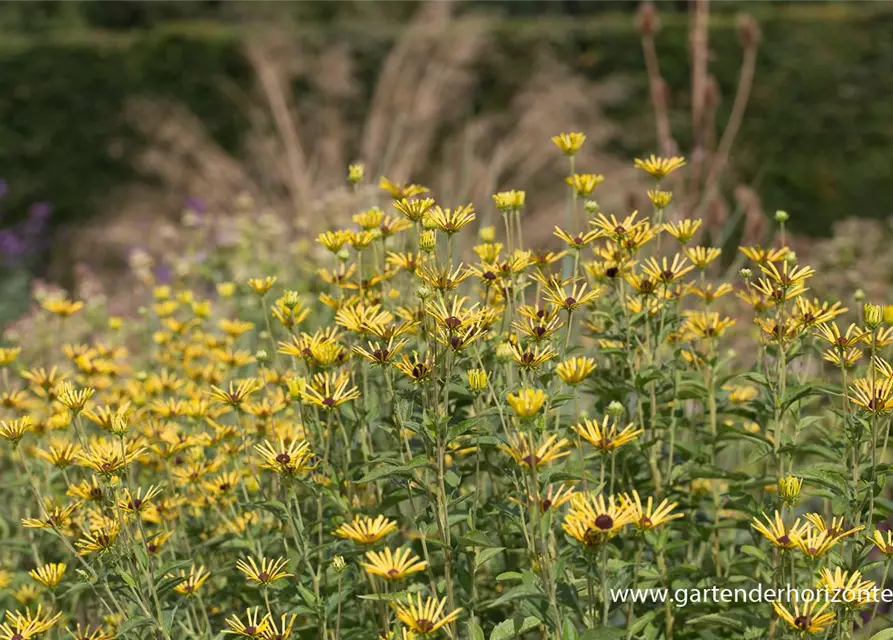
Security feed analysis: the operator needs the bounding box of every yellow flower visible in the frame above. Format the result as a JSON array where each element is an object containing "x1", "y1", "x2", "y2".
[
  {"x1": 510, "y1": 343, "x2": 556, "y2": 371},
  {"x1": 772, "y1": 597, "x2": 834, "y2": 634},
  {"x1": 641, "y1": 254, "x2": 694, "y2": 285},
  {"x1": 0, "y1": 347, "x2": 21, "y2": 366},
  {"x1": 334, "y1": 515, "x2": 397, "y2": 544},
  {"x1": 802, "y1": 513, "x2": 864, "y2": 541},
  {"x1": 492, "y1": 190, "x2": 526, "y2": 212},
  {"x1": 751, "y1": 511, "x2": 807, "y2": 550},
  {"x1": 29, "y1": 563, "x2": 66, "y2": 589},
  {"x1": 67, "y1": 623, "x2": 117, "y2": 640},
  {"x1": 34, "y1": 439, "x2": 80, "y2": 469},
  {"x1": 0, "y1": 416, "x2": 32, "y2": 444},
  {"x1": 119, "y1": 485, "x2": 164, "y2": 514},
  {"x1": 352, "y1": 337, "x2": 408, "y2": 366},
  {"x1": 647, "y1": 190, "x2": 672, "y2": 209},
  {"x1": 224, "y1": 607, "x2": 272, "y2": 637},
  {"x1": 500, "y1": 431, "x2": 569, "y2": 469},
  {"x1": 170, "y1": 565, "x2": 211, "y2": 597},
  {"x1": 208, "y1": 378, "x2": 263, "y2": 407},
  {"x1": 217, "y1": 282, "x2": 236, "y2": 297},
  {"x1": 682, "y1": 311, "x2": 736, "y2": 340},
  {"x1": 236, "y1": 556, "x2": 293, "y2": 586},
  {"x1": 551, "y1": 132, "x2": 586, "y2": 156},
  {"x1": 391, "y1": 594, "x2": 462, "y2": 635},
  {"x1": 41, "y1": 297, "x2": 84, "y2": 317},
  {"x1": 394, "y1": 352, "x2": 433, "y2": 384},
  {"x1": 247, "y1": 276, "x2": 277, "y2": 296},
  {"x1": 506, "y1": 388, "x2": 547, "y2": 418},
  {"x1": 553, "y1": 226, "x2": 599, "y2": 250},
  {"x1": 563, "y1": 493, "x2": 636, "y2": 545},
  {"x1": 300, "y1": 371, "x2": 360, "y2": 410},
  {"x1": 1, "y1": 605, "x2": 62, "y2": 638},
  {"x1": 544, "y1": 282, "x2": 601, "y2": 312},
  {"x1": 380, "y1": 177, "x2": 429, "y2": 200},
  {"x1": 850, "y1": 377, "x2": 893, "y2": 413},
  {"x1": 57, "y1": 382, "x2": 94, "y2": 412},
  {"x1": 466, "y1": 369, "x2": 489, "y2": 392},
  {"x1": 817, "y1": 567, "x2": 875, "y2": 609},
  {"x1": 778, "y1": 475, "x2": 802, "y2": 504},
  {"x1": 261, "y1": 614, "x2": 297, "y2": 640},
  {"x1": 619, "y1": 491, "x2": 683, "y2": 529},
  {"x1": 393, "y1": 197, "x2": 436, "y2": 222},
  {"x1": 417, "y1": 264, "x2": 472, "y2": 292},
  {"x1": 568, "y1": 172, "x2": 606, "y2": 196},
  {"x1": 868, "y1": 529, "x2": 893, "y2": 557},
  {"x1": 555, "y1": 357, "x2": 596, "y2": 385},
  {"x1": 573, "y1": 417, "x2": 642, "y2": 452},
  {"x1": 361, "y1": 547, "x2": 427, "y2": 581},
  {"x1": 634, "y1": 154, "x2": 686, "y2": 179},
  {"x1": 427, "y1": 204, "x2": 476, "y2": 235},
  {"x1": 76, "y1": 439, "x2": 145, "y2": 477},
  {"x1": 792, "y1": 527, "x2": 838, "y2": 559},
  {"x1": 76, "y1": 521, "x2": 120, "y2": 555},
  {"x1": 684, "y1": 246, "x2": 721, "y2": 269},
  {"x1": 347, "y1": 163, "x2": 365, "y2": 184},
  {"x1": 814, "y1": 322, "x2": 870, "y2": 349},
  {"x1": 663, "y1": 218, "x2": 701, "y2": 243}
]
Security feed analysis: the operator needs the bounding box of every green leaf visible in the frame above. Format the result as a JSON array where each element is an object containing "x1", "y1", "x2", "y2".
[
  {"x1": 740, "y1": 544, "x2": 770, "y2": 564},
  {"x1": 475, "y1": 546, "x2": 506, "y2": 569},
  {"x1": 117, "y1": 616, "x2": 156, "y2": 636},
  {"x1": 116, "y1": 568, "x2": 137, "y2": 589},
  {"x1": 358, "y1": 455, "x2": 428, "y2": 483},
  {"x1": 628, "y1": 610, "x2": 657, "y2": 635},
  {"x1": 490, "y1": 619, "x2": 515, "y2": 640},
  {"x1": 688, "y1": 613, "x2": 744, "y2": 630},
  {"x1": 496, "y1": 571, "x2": 523, "y2": 581},
  {"x1": 580, "y1": 629, "x2": 627, "y2": 640},
  {"x1": 869, "y1": 631, "x2": 893, "y2": 640}
]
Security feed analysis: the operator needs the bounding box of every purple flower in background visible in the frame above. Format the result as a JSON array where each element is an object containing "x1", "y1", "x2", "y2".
[
  {"x1": 0, "y1": 230, "x2": 24, "y2": 255},
  {"x1": 28, "y1": 201, "x2": 52, "y2": 222},
  {"x1": 184, "y1": 196, "x2": 207, "y2": 214},
  {"x1": 155, "y1": 264, "x2": 172, "y2": 284}
]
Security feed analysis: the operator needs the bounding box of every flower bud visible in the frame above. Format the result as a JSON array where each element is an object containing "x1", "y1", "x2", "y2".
[
  {"x1": 479, "y1": 225, "x2": 496, "y2": 243},
  {"x1": 778, "y1": 475, "x2": 802, "y2": 505},
  {"x1": 774, "y1": 210, "x2": 789, "y2": 223},
  {"x1": 739, "y1": 268, "x2": 752, "y2": 279},
  {"x1": 333, "y1": 556, "x2": 347, "y2": 572},
  {"x1": 419, "y1": 230, "x2": 437, "y2": 253},
  {"x1": 865, "y1": 303, "x2": 883, "y2": 328},
  {"x1": 466, "y1": 369, "x2": 489, "y2": 393},
  {"x1": 607, "y1": 401, "x2": 624, "y2": 418},
  {"x1": 347, "y1": 163, "x2": 365, "y2": 185},
  {"x1": 336, "y1": 248, "x2": 351, "y2": 263},
  {"x1": 495, "y1": 342, "x2": 514, "y2": 363},
  {"x1": 255, "y1": 349, "x2": 269, "y2": 363},
  {"x1": 854, "y1": 289, "x2": 866, "y2": 302},
  {"x1": 584, "y1": 200, "x2": 600, "y2": 214},
  {"x1": 416, "y1": 285, "x2": 431, "y2": 301}
]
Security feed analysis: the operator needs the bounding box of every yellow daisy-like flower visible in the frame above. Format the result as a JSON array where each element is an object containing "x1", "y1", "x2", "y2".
[
  {"x1": 236, "y1": 556, "x2": 293, "y2": 586},
  {"x1": 772, "y1": 597, "x2": 834, "y2": 634},
  {"x1": 510, "y1": 343, "x2": 556, "y2": 371},
  {"x1": 361, "y1": 547, "x2": 427, "y2": 581},
  {"x1": 219, "y1": 319, "x2": 255, "y2": 339},
  {"x1": 0, "y1": 347, "x2": 21, "y2": 366},
  {"x1": 802, "y1": 513, "x2": 864, "y2": 541},
  {"x1": 814, "y1": 322, "x2": 870, "y2": 349},
  {"x1": 849, "y1": 377, "x2": 893, "y2": 414},
  {"x1": 347, "y1": 163, "x2": 365, "y2": 184},
  {"x1": 255, "y1": 437, "x2": 315, "y2": 476},
  {"x1": 792, "y1": 527, "x2": 838, "y2": 559},
  {"x1": 868, "y1": 529, "x2": 893, "y2": 556},
  {"x1": 619, "y1": 491, "x2": 683, "y2": 530},
  {"x1": 427, "y1": 204, "x2": 476, "y2": 234},
  {"x1": 29, "y1": 563, "x2": 66, "y2": 589},
  {"x1": 1, "y1": 605, "x2": 62, "y2": 638},
  {"x1": 647, "y1": 189, "x2": 672, "y2": 209},
  {"x1": 380, "y1": 177, "x2": 429, "y2": 200},
  {"x1": 119, "y1": 485, "x2": 164, "y2": 514},
  {"x1": 300, "y1": 371, "x2": 360, "y2": 410},
  {"x1": 553, "y1": 226, "x2": 599, "y2": 250},
  {"x1": 682, "y1": 311, "x2": 736, "y2": 340},
  {"x1": 417, "y1": 264, "x2": 473, "y2": 292},
  {"x1": 393, "y1": 197, "x2": 436, "y2": 222},
  {"x1": 317, "y1": 229, "x2": 351, "y2": 252},
  {"x1": 0, "y1": 416, "x2": 32, "y2": 444},
  {"x1": 172, "y1": 565, "x2": 210, "y2": 596},
  {"x1": 543, "y1": 282, "x2": 601, "y2": 312},
  {"x1": 739, "y1": 245, "x2": 789, "y2": 264},
  {"x1": 76, "y1": 521, "x2": 120, "y2": 555},
  {"x1": 634, "y1": 154, "x2": 686, "y2": 179},
  {"x1": 573, "y1": 417, "x2": 643, "y2": 452},
  {"x1": 663, "y1": 218, "x2": 701, "y2": 243},
  {"x1": 57, "y1": 382, "x2": 94, "y2": 412},
  {"x1": 76, "y1": 439, "x2": 145, "y2": 476},
  {"x1": 41, "y1": 297, "x2": 85, "y2": 317},
  {"x1": 684, "y1": 246, "x2": 721, "y2": 269},
  {"x1": 334, "y1": 515, "x2": 398, "y2": 544},
  {"x1": 394, "y1": 352, "x2": 433, "y2": 384},
  {"x1": 506, "y1": 388, "x2": 547, "y2": 418},
  {"x1": 208, "y1": 378, "x2": 264, "y2": 407},
  {"x1": 563, "y1": 492, "x2": 636, "y2": 545},
  {"x1": 391, "y1": 594, "x2": 463, "y2": 635},
  {"x1": 352, "y1": 337, "x2": 408, "y2": 366},
  {"x1": 751, "y1": 511, "x2": 807, "y2": 550},
  {"x1": 247, "y1": 276, "x2": 277, "y2": 296},
  {"x1": 777, "y1": 475, "x2": 802, "y2": 504},
  {"x1": 565, "y1": 173, "x2": 604, "y2": 196},
  {"x1": 353, "y1": 207, "x2": 384, "y2": 230},
  {"x1": 641, "y1": 254, "x2": 694, "y2": 285},
  {"x1": 66, "y1": 624, "x2": 116, "y2": 640},
  {"x1": 466, "y1": 369, "x2": 489, "y2": 392},
  {"x1": 817, "y1": 567, "x2": 875, "y2": 609},
  {"x1": 551, "y1": 132, "x2": 586, "y2": 156},
  {"x1": 260, "y1": 614, "x2": 297, "y2": 640},
  {"x1": 554, "y1": 356, "x2": 596, "y2": 385},
  {"x1": 224, "y1": 607, "x2": 272, "y2": 637},
  {"x1": 492, "y1": 190, "x2": 526, "y2": 212},
  {"x1": 500, "y1": 431, "x2": 569, "y2": 469}
]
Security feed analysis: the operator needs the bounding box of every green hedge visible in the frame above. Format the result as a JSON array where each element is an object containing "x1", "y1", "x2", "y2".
[{"x1": 0, "y1": 4, "x2": 891, "y2": 249}]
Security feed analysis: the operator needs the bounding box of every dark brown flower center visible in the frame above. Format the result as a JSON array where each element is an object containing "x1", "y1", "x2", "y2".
[
  {"x1": 259, "y1": 572, "x2": 270, "y2": 582},
  {"x1": 564, "y1": 297, "x2": 577, "y2": 307},
  {"x1": 276, "y1": 453, "x2": 291, "y2": 464},
  {"x1": 323, "y1": 397, "x2": 335, "y2": 407},
  {"x1": 417, "y1": 620, "x2": 435, "y2": 632},
  {"x1": 445, "y1": 316, "x2": 461, "y2": 330},
  {"x1": 605, "y1": 267, "x2": 619, "y2": 278},
  {"x1": 595, "y1": 514, "x2": 614, "y2": 530},
  {"x1": 777, "y1": 534, "x2": 790, "y2": 545},
  {"x1": 794, "y1": 615, "x2": 809, "y2": 630}
]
